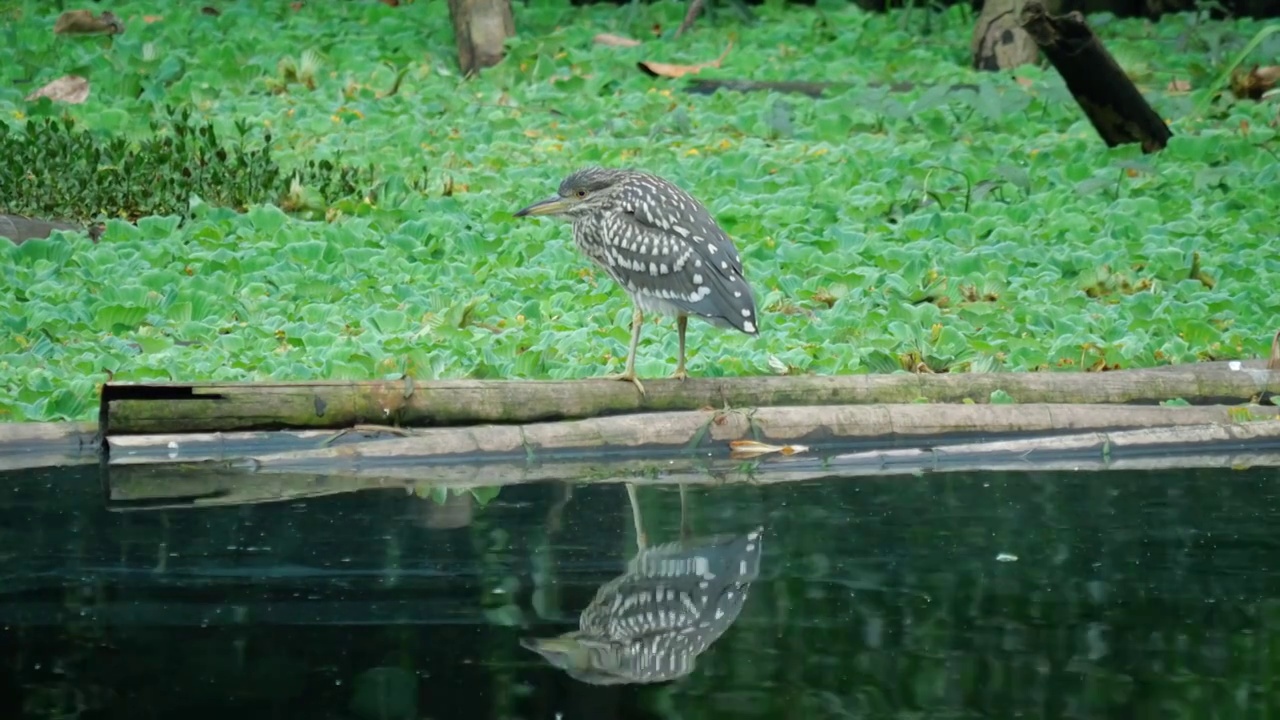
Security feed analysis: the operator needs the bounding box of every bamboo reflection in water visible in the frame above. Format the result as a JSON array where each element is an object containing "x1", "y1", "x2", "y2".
[{"x1": 521, "y1": 483, "x2": 764, "y2": 685}]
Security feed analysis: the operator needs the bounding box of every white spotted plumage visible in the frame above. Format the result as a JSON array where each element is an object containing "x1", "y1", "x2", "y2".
[{"x1": 558, "y1": 167, "x2": 760, "y2": 336}]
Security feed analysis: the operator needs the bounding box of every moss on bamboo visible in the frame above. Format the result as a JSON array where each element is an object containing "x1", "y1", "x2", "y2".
[{"x1": 100, "y1": 363, "x2": 1280, "y2": 435}]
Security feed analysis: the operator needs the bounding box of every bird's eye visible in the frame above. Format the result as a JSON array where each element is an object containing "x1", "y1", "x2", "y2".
[{"x1": 575, "y1": 189, "x2": 587, "y2": 198}]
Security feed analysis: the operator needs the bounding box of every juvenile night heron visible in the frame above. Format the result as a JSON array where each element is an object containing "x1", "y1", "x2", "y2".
[
  {"x1": 521, "y1": 484, "x2": 764, "y2": 685},
  {"x1": 514, "y1": 167, "x2": 760, "y2": 395}
]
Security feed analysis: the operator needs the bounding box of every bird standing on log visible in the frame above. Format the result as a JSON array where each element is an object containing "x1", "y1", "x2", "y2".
[{"x1": 514, "y1": 167, "x2": 760, "y2": 395}]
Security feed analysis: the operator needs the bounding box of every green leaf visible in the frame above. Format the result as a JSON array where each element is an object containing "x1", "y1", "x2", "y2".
[{"x1": 990, "y1": 389, "x2": 1016, "y2": 405}]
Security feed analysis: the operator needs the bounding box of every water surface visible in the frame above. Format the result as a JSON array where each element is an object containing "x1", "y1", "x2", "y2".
[{"x1": 2, "y1": 464, "x2": 1278, "y2": 719}]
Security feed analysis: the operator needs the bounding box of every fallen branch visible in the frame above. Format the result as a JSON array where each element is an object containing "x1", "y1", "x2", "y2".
[
  {"x1": 1020, "y1": 1, "x2": 1173, "y2": 152},
  {"x1": 682, "y1": 79, "x2": 992, "y2": 98},
  {"x1": 99, "y1": 362, "x2": 1280, "y2": 435}
]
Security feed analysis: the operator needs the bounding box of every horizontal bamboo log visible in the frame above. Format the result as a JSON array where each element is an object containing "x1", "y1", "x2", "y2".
[
  {"x1": 103, "y1": 420, "x2": 1280, "y2": 512},
  {"x1": 99, "y1": 361, "x2": 1279, "y2": 435},
  {"x1": 103, "y1": 402, "x2": 1280, "y2": 469},
  {"x1": 0, "y1": 421, "x2": 99, "y2": 471}
]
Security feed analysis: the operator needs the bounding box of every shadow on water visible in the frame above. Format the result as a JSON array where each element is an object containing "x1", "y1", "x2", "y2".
[{"x1": 1, "y1": 462, "x2": 1279, "y2": 719}]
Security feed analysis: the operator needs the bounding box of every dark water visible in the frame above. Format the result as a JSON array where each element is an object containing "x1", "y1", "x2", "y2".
[{"x1": 2, "y1": 463, "x2": 1280, "y2": 719}]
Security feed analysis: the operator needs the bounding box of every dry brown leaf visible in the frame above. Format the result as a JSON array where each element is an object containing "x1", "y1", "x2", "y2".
[
  {"x1": 728, "y1": 439, "x2": 810, "y2": 460},
  {"x1": 25, "y1": 75, "x2": 90, "y2": 104},
  {"x1": 594, "y1": 33, "x2": 640, "y2": 48},
  {"x1": 1231, "y1": 65, "x2": 1280, "y2": 101},
  {"x1": 638, "y1": 40, "x2": 732, "y2": 79},
  {"x1": 53, "y1": 9, "x2": 124, "y2": 35},
  {"x1": 1166, "y1": 78, "x2": 1191, "y2": 93},
  {"x1": 143, "y1": 15, "x2": 162, "y2": 23}
]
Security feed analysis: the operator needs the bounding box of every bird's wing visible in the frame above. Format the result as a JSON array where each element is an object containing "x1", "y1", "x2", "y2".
[
  {"x1": 597, "y1": 212, "x2": 758, "y2": 334},
  {"x1": 619, "y1": 178, "x2": 748, "y2": 280}
]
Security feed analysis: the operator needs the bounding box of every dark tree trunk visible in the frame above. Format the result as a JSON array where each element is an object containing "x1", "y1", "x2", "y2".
[{"x1": 972, "y1": 0, "x2": 1050, "y2": 71}]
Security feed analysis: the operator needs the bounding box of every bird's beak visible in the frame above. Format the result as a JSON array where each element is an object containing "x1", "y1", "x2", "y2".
[
  {"x1": 520, "y1": 636, "x2": 593, "y2": 667},
  {"x1": 514, "y1": 195, "x2": 570, "y2": 218}
]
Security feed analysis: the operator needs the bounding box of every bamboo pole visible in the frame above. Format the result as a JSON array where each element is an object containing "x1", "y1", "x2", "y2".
[
  {"x1": 0, "y1": 421, "x2": 99, "y2": 471},
  {"x1": 99, "y1": 361, "x2": 1279, "y2": 435},
  {"x1": 102, "y1": 421, "x2": 1280, "y2": 512},
  {"x1": 102, "y1": 402, "x2": 1280, "y2": 469}
]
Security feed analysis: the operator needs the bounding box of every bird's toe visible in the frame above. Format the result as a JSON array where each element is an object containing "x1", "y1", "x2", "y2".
[{"x1": 604, "y1": 370, "x2": 646, "y2": 396}]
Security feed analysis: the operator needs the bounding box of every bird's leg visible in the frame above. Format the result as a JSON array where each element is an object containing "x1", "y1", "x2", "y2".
[
  {"x1": 679, "y1": 483, "x2": 692, "y2": 543},
  {"x1": 626, "y1": 483, "x2": 647, "y2": 552},
  {"x1": 671, "y1": 314, "x2": 688, "y2": 381},
  {"x1": 605, "y1": 305, "x2": 646, "y2": 395}
]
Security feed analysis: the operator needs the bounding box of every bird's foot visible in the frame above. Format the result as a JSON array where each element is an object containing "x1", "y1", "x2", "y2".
[
  {"x1": 670, "y1": 366, "x2": 688, "y2": 381},
  {"x1": 604, "y1": 370, "x2": 646, "y2": 396}
]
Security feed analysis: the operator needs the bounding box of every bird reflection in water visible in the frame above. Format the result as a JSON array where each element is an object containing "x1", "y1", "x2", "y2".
[{"x1": 521, "y1": 483, "x2": 764, "y2": 685}]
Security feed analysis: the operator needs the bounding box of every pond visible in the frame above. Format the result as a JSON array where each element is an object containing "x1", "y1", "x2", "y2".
[{"x1": 1, "y1": 463, "x2": 1278, "y2": 719}]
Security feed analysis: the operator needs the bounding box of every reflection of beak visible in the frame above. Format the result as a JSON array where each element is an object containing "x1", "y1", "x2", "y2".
[
  {"x1": 514, "y1": 196, "x2": 571, "y2": 217},
  {"x1": 520, "y1": 636, "x2": 585, "y2": 666}
]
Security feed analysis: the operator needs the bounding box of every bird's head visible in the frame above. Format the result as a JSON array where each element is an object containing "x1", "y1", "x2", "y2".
[
  {"x1": 520, "y1": 633, "x2": 633, "y2": 685},
  {"x1": 514, "y1": 166, "x2": 631, "y2": 221}
]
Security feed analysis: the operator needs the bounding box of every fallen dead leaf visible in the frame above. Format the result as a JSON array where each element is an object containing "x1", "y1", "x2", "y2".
[
  {"x1": 638, "y1": 40, "x2": 732, "y2": 79},
  {"x1": 1166, "y1": 78, "x2": 1191, "y2": 93},
  {"x1": 25, "y1": 75, "x2": 90, "y2": 104},
  {"x1": 143, "y1": 14, "x2": 162, "y2": 23},
  {"x1": 728, "y1": 439, "x2": 809, "y2": 460},
  {"x1": 1231, "y1": 65, "x2": 1280, "y2": 101},
  {"x1": 594, "y1": 32, "x2": 640, "y2": 48},
  {"x1": 53, "y1": 9, "x2": 124, "y2": 35}
]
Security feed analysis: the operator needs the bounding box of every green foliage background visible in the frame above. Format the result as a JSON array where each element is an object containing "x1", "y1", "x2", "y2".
[{"x1": 0, "y1": 1, "x2": 1277, "y2": 422}]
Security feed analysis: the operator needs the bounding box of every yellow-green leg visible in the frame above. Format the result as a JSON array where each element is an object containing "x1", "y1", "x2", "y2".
[
  {"x1": 605, "y1": 305, "x2": 646, "y2": 395},
  {"x1": 626, "y1": 483, "x2": 647, "y2": 552},
  {"x1": 672, "y1": 314, "x2": 688, "y2": 381},
  {"x1": 679, "y1": 483, "x2": 692, "y2": 542}
]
